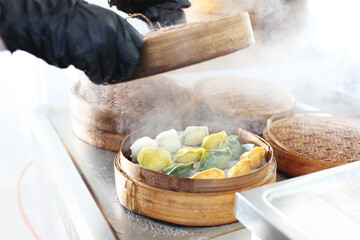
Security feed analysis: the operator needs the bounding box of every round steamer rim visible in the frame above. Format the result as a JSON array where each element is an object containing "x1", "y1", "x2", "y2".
[
  {"x1": 116, "y1": 124, "x2": 276, "y2": 193},
  {"x1": 115, "y1": 160, "x2": 277, "y2": 196}
]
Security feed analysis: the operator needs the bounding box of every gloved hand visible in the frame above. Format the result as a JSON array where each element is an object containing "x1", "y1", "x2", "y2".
[
  {"x1": 0, "y1": 0, "x2": 144, "y2": 84},
  {"x1": 109, "y1": 0, "x2": 191, "y2": 27}
]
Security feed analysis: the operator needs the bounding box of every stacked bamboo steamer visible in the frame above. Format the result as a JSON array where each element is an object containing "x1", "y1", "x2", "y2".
[
  {"x1": 115, "y1": 123, "x2": 277, "y2": 226},
  {"x1": 263, "y1": 112, "x2": 360, "y2": 177},
  {"x1": 194, "y1": 77, "x2": 296, "y2": 135},
  {"x1": 70, "y1": 72, "x2": 196, "y2": 151}
]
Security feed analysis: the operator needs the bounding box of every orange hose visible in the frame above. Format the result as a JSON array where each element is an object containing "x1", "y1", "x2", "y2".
[{"x1": 16, "y1": 161, "x2": 42, "y2": 240}]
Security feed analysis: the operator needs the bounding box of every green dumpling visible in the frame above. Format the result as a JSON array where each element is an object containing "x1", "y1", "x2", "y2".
[
  {"x1": 220, "y1": 135, "x2": 245, "y2": 160},
  {"x1": 162, "y1": 162, "x2": 194, "y2": 178},
  {"x1": 198, "y1": 148, "x2": 231, "y2": 172}
]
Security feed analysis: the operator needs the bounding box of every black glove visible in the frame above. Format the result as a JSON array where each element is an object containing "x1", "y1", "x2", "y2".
[
  {"x1": 0, "y1": 0, "x2": 144, "y2": 84},
  {"x1": 109, "y1": 0, "x2": 191, "y2": 27}
]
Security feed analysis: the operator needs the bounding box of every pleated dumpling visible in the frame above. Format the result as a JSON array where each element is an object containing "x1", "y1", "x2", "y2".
[
  {"x1": 155, "y1": 129, "x2": 181, "y2": 154},
  {"x1": 227, "y1": 159, "x2": 251, "y2": 177},
  {"x1": 162, "y1": 162, "x2": 194, "y2": 178},
  {"x1": 137, "y1": 148, "x2": 172, "y2": 171},
  {"x1": 191, "y1": 168, "x2": 225, "y2": 179},
  {"x1": 198, "y1": 148, "x2": 231, "y2": 171},
  {"x1": 180, "y1": 126, "x2": 209, "y2": 146},
  {"x1": 173, "y1": 147, "x2": 205, "y2": 163},
  {"x1": 239, "y1": 147, "x2": 266, "y2": 169},
  {"x1": 130, "y1": 136, "x2": 158, "y2": 162},
  {"x1": 201, "y1": 131, "x2": 228, "y2": 150},
  {"x1": 220, "y1": 135, "x2": 245, "y2": 160}
]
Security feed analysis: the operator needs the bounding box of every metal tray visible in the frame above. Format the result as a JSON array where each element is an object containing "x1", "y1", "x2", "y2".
[
  {"x1": 235, "y1": 159, "x2": 360, "y2": 240},
  {"x1": 29, "y1": 106, "x2": 252, "y2": 240}
]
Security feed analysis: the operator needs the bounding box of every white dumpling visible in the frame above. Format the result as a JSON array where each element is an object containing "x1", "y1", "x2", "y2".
[
  {"x1": 180, "y1": 126, "x2": 209, "y2": 146},
  {"x1": 155, "y1": 129, "x2": 181, "y2": 154},
  {"x1": 130, "y1": 137, "x2": 158, "y2": 162}
]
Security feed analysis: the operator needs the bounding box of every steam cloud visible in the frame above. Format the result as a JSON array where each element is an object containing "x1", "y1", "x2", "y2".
[{"x1": 183, "y1": 0, "x2": 360, "y2": 124}]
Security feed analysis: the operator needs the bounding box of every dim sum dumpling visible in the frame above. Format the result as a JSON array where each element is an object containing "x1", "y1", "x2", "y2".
[
  {"x1": 180, "y1": 126, "x2": 209, "y2": 146},
  {"x1": 137, "y1": 148, "x2": 172, "y2": 171},
  {"x1": 220, "y1": 135, "x2": 245, "y2": 160},
  {"x1": 155, "y1": 129, "x2": 181, "y2": 154},
  {"x1": 173, "y1": 147, "x2": 205, "y2": 163},
  {"x1": 239, "y1": 147, "x2": 266, "y2": 169},
  {"x1": 130, "y1": 136, "x2": 158, "y2": 162},
  {"x1": 191, "y1": 168, "x2": 225, "y2": 179},
  {"x1": 201, "y1": 131, "x2": 228, "y2": 150},
  {"x1": 227, "y1": 159, "x2": 251, "y2": 177},
  {"x1": 162, "y1": 162, "x2": 194, "y2": 178},
  {"x1": 198, "y1": 147, "x2": 231, "y2": 171}
]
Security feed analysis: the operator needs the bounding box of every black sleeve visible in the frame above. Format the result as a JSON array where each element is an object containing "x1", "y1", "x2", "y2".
[{"x1": 0, "y1": 0, "x2": 144, "y2": 84}]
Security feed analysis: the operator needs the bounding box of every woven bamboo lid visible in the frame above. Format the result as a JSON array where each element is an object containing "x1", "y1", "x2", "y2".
[
  {"x1": 194, "y1": 77, "x2": 296, "y2": 133},
  {"x1": 263, "y1": 112, "x2": 360, "y2": 176},
  {"x1": 71, "y1": 73, "x2": 196, "y2": 137}
]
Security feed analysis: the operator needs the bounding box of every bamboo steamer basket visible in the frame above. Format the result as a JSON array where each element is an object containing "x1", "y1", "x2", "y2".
[
  {"x1": 70, "y1": 73, "x2": 196, "y2": 151},
  {"x1": 114, "y1": 122, "x2": 277, "y2": 226},
  {"x1": 194, "y1": 77, "x2": 296, "y2": 134},
  {"x1": 128, "y1": 12, "x2": 254, "y2": 80},
  {"x1": 263, "y1": 112, "x2": 360, "y2": 177}
]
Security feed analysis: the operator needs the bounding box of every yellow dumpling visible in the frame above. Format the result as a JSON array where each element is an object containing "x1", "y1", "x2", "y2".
[
  {"x1": 191, "y1": 168, "x2": 225, "y2": 179},
  {"x1": 227, "y1": 159, "x2": 251, "y2": 177},
  {"x1": 201, "y1": 131, "x2": 228, "y2": 150},
  {"x1": 239, "y1": 147, "x2": 266, "y2": 169},
  {"x1": 137, "y1": 148, "x2": 172, "y2": 171},
  {"x1": 173, "y1": 147, "x2": 205, "y2": 163}
]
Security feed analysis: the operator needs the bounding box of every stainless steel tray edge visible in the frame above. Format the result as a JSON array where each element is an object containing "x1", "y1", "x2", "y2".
[{"x1": 234, "y1": 161, "x2": 360, "y2": 240}]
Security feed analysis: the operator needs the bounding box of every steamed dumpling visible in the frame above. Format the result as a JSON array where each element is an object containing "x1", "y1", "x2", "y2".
[
  {"x1": 220, "y1": 135, "x2": 245, "y2": 160},
  {"x1": 227, "y1": 159, "x2": 251, "y2": 177},
  {"x1": 137, "y1": 148, "x2": 172, "y2": 171},
  {"x1": 191, "y1": 168, "x2": 225, "y2": 179},
  {"x1": 201, "y1": 131, "x2": 228, "y2": 150},
  {"x1": 173, "y1": 147, "x2": 205, "y2": 163},
  {"x1": 239, "y1": 147, "x2": 266, "y2": 169},
  {"x1": 180, "y1": 126, "x2": 209, "y2": 146},
  {"x1": 130, "y1": 136, "x2": 158, "y2": 162},
  {"x1": 155, "y1": 129, "x2": 181, "y2": 154},
  {"x1": 198, "y1": 147, "x2": 231, "y2": 171},
  {"x1": 162, "y1": 162, "x2": 194, "y2": 178}
]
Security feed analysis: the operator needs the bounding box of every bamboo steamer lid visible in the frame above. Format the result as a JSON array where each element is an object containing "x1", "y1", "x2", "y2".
[
  {"x1": 115, "y1": 122, "x2": 277, "y2": 226},
  {"x1": 263, "y1": 112, "x2": 360, "y2": 177},
  {"x1": 194, "y1": 77, "x2": 296, "y2": 133},
  {"x1": 70, "y1": 73, "x2": 196, "y2": 151},
  {"x1": 128, "y1": 12, "x2": 254, "y2": 80}
]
